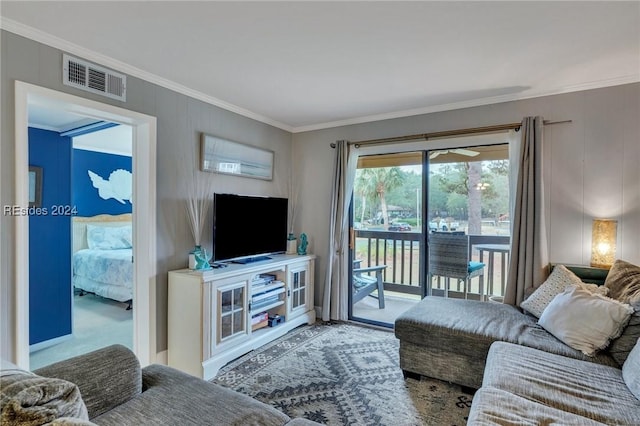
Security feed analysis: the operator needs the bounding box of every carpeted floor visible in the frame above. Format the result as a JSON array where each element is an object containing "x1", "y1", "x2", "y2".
[
  {"x1": 30, "y1": 293, "x2": 133, "y2": 370},
  {"x1": 213, "y1": 322, "x2": 473, "y2": 425}
]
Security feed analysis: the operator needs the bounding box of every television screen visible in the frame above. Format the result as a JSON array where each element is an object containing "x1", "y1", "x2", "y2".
[{"x1": 213, "y1": 193, "x2": 288, "y2": 263}]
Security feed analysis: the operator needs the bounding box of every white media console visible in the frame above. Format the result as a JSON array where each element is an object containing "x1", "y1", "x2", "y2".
[{"x1": 168, "y1": 254, "x2": 315, "y2": 380}]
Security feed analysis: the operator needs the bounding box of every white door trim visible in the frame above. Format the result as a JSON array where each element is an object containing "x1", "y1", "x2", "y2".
[{"x1": 14, "y1": 81, "x2": 157, "y2": 368}]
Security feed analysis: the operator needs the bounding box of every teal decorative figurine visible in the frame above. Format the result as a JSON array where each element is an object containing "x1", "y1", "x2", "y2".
[{"x1": 297, "y1": 233, "x2": 308, "y2": 255}]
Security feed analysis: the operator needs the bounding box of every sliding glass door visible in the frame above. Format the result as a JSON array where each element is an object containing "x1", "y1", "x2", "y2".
[
  {"x1": 426, "y1": 143, "x2": 511, "y2": 301},
  {"x1": 349, "y1": 134, "x2": 512, "y2": 327},
  {"x1": 350, "y1": 152, "x2": 425, "y2": 327}
]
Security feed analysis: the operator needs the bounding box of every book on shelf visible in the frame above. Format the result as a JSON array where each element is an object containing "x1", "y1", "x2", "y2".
[{"x1": 251, "y1": 311, "x2": 268, "y2": 325}]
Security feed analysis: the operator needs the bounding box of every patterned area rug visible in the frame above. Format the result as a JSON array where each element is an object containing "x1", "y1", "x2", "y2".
[{"x1": 213, "y1": 322, "x2": 473, "y2": 425}]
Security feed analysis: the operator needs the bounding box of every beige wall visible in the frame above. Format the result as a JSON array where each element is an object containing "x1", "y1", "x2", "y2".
[
  {"x1": 293, "y1": 83, "x2": 640, "y2": 307},
  {"x1": 1, "y1": 31, "x2": 293, "y2": 359}
]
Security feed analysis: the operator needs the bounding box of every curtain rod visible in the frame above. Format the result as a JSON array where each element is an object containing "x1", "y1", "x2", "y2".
[{"x1": 329, "y1": 120, "x2": 571, "y2": 148}]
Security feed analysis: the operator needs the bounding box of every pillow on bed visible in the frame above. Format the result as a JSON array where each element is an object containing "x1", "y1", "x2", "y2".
[{"x1": 86, "y1": 225, "x2": 132, "y2": 250}]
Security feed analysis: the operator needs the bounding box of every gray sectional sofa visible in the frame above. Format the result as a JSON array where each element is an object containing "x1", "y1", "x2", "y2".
[
  {"x1": 469, "y1": 340, "x2": 640, "y2": 425},
  {"x1": 394, "y1": 295, "x2": 620, "y2": 389},
  {"x1": 2, "y1": 344, "x2": 320, "y2": 426},
  {"x1": 395, "y1": 264, "x2": 640, "y2": 424}
]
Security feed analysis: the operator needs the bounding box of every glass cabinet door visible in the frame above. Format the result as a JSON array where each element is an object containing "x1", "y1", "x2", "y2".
[
  {"x1": 289, "y1": 263, "x2": 309, "y2": 316},
  {"x1": 218, "y1": 282, "x2": 247, "y2": 342}
]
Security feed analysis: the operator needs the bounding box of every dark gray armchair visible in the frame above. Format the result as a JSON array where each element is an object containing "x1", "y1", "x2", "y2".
[{"x1": 428, "y1": 233, "x2": 485, "y2": 299}]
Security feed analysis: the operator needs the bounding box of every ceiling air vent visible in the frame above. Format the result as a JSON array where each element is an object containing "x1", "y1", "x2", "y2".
[{"x1": 63, "y1": 54, "x2": 126, "y2": 101}]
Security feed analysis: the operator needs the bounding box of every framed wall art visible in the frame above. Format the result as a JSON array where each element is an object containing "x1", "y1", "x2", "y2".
[
  {"x1": 29, "y1": 166, "x2": 43, "y2": 208},
  {"x1": 200, "y1": 133, "x2": 274, "y2": 181}
]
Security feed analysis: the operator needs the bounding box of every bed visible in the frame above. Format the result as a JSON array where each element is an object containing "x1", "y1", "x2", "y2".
[{"x1": 72, "y1": 214, "x2": 133, "y2": 309}]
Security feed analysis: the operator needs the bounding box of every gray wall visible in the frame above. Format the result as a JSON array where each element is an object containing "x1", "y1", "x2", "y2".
[
  {"x1": 1, "y1": 31, "x2": 293, "y2": 359},
  {"x1": 2, "y1": 28, "x2": 639, "y2": 360},
  {"x1": 293, "y1": 83, "x2": 640, "y2": 307}
]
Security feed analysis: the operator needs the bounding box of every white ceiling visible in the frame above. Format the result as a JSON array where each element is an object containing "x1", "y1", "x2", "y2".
[
  {"x1": 28, "y1": 104, "x2": 99, "y2": 133},
  {"x1": 2, "y1": 1, "x2": 639, "y2": 132}
]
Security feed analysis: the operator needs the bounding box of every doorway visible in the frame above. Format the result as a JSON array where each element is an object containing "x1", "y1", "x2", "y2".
[
  {"x1": 14, "y1": 81, "x2": 157, "y2": 369},
  {"x1": 349, "y1": 134, "x2": 512, "y2": 327},
  {"x1": 27, "y1": 122, "x2": 135, "y2": 369}
]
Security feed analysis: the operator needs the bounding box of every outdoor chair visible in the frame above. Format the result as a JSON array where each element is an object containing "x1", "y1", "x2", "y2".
[
  {"x1": 352, "y1": 260, "x2": 387, "y2": 309},
  {"x1": 428, "y1": 233, "x2": 485, "y2": 299}
]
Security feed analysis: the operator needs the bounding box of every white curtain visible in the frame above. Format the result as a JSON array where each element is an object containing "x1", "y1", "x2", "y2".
[
  {"x1": 504, "y1": 116, "x2": 549, "y2": 306},
  {"x1": 322, "y1": 140, "x2": 359, "y2": 321}
]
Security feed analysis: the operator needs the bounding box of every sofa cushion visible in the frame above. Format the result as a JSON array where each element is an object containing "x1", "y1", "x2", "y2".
[
  {"x1": 520, "y1": 264, "x2": 584, "y2": 318},
  {"x1": 622, "y1": 337, "x2": 640, "y2": 401},
  {"x1": 468, "y1": 387, "x2": 606, "y2": 426},
  {"x1": 0, "y1": 361, "x2": 91, "y2": 426},
  {"x1": 91, "y1": 364, "x2": 292, "y2": 426},
  {"x1": 394, "y1": 296, "x2": 618, "y2": 366},
  {"x1": 34, "y1": 345, "x2": 141, "y2": 420},
  {"x1": 605, "y1": 259, "x2": 640, "y2": 303},
  {"x1": 609, "y1": 300, "x2": 640, "y2": 366},
  {"x1": 482, "y1": 342, "x2": 640, "y2": 425},
  {"x1": 47, "y1": 418, "x2": 98, "y2": 425},
  {"x1": 538, "y1": 285, "x2": 633, "y2": 356}
]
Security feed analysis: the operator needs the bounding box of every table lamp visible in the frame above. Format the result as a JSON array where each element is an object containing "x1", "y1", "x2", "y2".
[{"x1": 590, "y1": 219, "x2": 617, "y2": 269}]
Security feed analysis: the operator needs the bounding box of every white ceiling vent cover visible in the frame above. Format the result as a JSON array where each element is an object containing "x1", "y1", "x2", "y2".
[{"x1": 63, "y1": 54, "x2": 126, "y2": 102}]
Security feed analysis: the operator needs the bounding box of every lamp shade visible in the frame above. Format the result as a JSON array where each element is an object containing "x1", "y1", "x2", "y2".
[{"x1": 591, "y1": 219, "x2": 617, "y2": 269}]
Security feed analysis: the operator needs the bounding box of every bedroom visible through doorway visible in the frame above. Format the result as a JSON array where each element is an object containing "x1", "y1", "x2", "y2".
[
  {"x1": 28, "y1": 118, "x2": 134, "y2": 370},
  {"x1": 15, "y1": 81, "x2": 156, "y2": 370}
]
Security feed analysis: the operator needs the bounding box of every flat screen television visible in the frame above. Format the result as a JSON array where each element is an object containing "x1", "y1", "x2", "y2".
[{"x1": 213, "y1": 193, "x2": 288, "y2": 263}]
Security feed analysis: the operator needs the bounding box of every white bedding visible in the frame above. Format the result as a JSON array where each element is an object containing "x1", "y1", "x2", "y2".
[{"x1": 72, "y1": 248, "x2": 133, "y2": 302}]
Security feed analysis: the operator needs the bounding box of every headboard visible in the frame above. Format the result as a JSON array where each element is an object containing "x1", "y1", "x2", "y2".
[{"x1": 72, "y1": 213, "x2": 132, "y2": 253}]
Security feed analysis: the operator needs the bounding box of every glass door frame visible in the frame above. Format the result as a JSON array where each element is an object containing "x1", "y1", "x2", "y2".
[{"x1": 348, "y1": 151, "x2": 428, "y2": 327}]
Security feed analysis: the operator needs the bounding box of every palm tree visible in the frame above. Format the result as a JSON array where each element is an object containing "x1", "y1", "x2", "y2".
[
  {"x1": 358, "y1": 167, "x2": 404, "y2": 229},
  {"x1": 354, "y1": 170, "x2": 376, "y2": 224}
]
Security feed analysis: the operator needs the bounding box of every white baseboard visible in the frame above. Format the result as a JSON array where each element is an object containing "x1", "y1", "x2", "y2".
[{"x1": 29, "y1": 334, "x2": 72, "y2": 353}]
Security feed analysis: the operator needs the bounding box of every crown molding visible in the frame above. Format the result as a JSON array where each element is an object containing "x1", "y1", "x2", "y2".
[
  {"x1": 3, "y1": 17, "x2": 638, "y2": 135},
  {"x1": 291, "y1": 74, "x2": 640, "y2": 133},
  {"x1": 0, "y1": 18, "x2": 294, "y2": 133}
]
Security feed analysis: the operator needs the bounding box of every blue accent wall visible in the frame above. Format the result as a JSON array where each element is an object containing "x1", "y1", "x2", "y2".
[
  {"x1": 28, "y1": 128, "x2": 72, "y2": 345},
  {"x1": 72, "y1": 149, "x2": 132, "y2": 216}
]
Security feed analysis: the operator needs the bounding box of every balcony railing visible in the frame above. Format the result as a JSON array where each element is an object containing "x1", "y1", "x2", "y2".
[{"x1": 354, "y1": 230, "x2": 510, "y2": 299}]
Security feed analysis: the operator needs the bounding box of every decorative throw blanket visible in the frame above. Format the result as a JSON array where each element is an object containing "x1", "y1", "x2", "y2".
[{"x1": 0, "y1": 362, "x2": 93, "y2": 426}]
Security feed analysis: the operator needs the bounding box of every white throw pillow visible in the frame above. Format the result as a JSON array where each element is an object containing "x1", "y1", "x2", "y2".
[
  {"x1": 520, "y1": 265, "x2": 584, "y2": 318},
  {"x1": 580, "y1": 282, "x2": 610, "y2": 296},
  {"x1": 538, "y1": 285, "x2": 634, "y2": 356}
]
